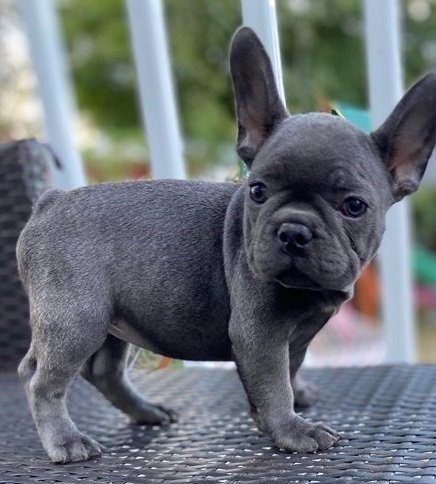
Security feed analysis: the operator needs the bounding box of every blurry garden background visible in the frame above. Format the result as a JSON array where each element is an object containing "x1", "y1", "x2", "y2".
[{"x1": 2, "y1": 0, "x2": 436, "y2": 366}]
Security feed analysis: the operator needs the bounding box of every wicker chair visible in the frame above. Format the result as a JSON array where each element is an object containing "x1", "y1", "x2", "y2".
[{"x1": 0, "y1": 139, "x2": 52, "y2": 371}]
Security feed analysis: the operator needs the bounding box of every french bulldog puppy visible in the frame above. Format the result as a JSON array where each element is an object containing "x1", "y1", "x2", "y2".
[{"x1": 17, "y1": 27, "x2": 436, "y2": 463}]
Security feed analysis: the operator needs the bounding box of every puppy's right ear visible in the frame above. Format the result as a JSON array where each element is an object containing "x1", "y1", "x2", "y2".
[
  {"x1": 371, "y1": 71, "x2": 436, "y2": 201},
  {"x1": 230, "y1": 26, "x2": 288, "y2": 167}
]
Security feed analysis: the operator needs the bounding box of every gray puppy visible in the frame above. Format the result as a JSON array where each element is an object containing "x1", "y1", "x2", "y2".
[{"x1": 17, "y1": 27, "x2": 436, "y2": 464}]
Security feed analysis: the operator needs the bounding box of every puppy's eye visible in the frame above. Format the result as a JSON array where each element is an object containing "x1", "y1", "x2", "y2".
[
  {"x1": 249, "y1": 183, "x2": 267, "y2": 204},
  {"x1": 341, "y1": 197, "x2": 367, "y2": 218}
]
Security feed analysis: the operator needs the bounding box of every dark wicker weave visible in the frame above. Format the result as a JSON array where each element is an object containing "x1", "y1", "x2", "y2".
[
  {"x1": 2, "y1": 365, "x2": 436, "y2": 482},
  {"x1": 0, "y1": 140, "x2": 52, "y2": 370}
]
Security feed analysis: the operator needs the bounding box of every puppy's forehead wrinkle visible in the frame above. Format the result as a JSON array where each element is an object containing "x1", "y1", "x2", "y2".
[
  {"x1": 258, "y1": 113, "x2": 368, "y2": 155},
  {"x1": 253, "y1": 112, "x2": 385, "y2": 179}
]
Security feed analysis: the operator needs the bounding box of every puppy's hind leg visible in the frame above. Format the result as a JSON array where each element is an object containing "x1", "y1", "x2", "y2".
[
  {"x1": 81, "y1": 334, "x2": 177, "y2": 424},
  {"x1": 290, "y1": 348, "x2": 320, "y2": 408},
  {"x1": 18, "y1": 304, "x2": 108, "y2": 463}
]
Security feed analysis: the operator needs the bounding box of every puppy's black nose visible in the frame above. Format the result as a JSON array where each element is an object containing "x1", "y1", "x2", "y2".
[{"x1": 278, "y1": 223, "x2": 313, "y2": 254}]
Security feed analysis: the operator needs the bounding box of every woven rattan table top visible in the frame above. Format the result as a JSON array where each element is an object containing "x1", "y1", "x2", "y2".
[{"x1": 2, "y1": 365, "x2": 436, "y2": 483}]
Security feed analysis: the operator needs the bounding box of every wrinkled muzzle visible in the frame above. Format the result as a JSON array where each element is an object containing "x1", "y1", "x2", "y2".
[{"x1": 245, "y1": 206, "x2": 362, "y2": 291}]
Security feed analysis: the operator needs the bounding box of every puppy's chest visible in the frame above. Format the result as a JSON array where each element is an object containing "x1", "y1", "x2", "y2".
[{"x1": 286, "y1": 300, "x2": 339, "y2": 346}]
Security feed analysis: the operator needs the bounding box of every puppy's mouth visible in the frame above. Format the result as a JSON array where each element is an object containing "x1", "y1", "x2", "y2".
[
  {"x1": 273, "y1": 255, "x2": 356, "y2": 292},
  {"x1": 272, "y1": 247, "x2": 355, "y2": 291},
  {"x1": 274, "y1": 265, "x2": 322, "y2": 291},
  {"x1": 252, "y1": 246, "x2": 326, "y2": 290}
]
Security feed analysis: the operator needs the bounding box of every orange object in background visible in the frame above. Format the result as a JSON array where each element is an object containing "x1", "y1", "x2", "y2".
[
  {"x1": 158, "y1": 356, "x2": 172, "y2": 369},
  {"x1": 352, "y1": 263, "x2": 380, "y2": 322}
]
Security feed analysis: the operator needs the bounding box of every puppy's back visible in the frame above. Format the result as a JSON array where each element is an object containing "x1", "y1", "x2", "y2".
[{"x1": 17, "y1": 179, "x2": 239, "y2": 291}]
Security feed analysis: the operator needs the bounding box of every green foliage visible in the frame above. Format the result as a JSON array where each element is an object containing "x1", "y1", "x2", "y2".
[
  {"x1": 60, "y1": 0, "x2": 139, "y2": 131},
  {"x1": 404, "y1": 0, "x2": 436, "y2": 85},
  {"x1": 166, "y1": 0, "x2": 240, "y2": 145},
  {"x1": 279, "y1": 0, "x2": 365, "y2": 112},
  {"x1": 412, "y1": 186, "x2": 436, "y2": 251}
]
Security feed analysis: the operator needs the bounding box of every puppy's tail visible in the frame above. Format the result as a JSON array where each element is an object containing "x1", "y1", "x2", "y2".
[
  {"x1": 32, "y1": 188, "x2": 64, "y2": 214},
  {"x1": 16, "y1": 189, "x2": 64, "y2": 289}
]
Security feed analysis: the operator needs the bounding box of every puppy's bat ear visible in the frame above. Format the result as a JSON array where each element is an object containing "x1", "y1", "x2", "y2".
[
  {"x1": 230, "y1": 26, "x2": 288, "y2": 167},
  {"x1": 371, "y1": 71, "x2": 436, "y2": 201}
]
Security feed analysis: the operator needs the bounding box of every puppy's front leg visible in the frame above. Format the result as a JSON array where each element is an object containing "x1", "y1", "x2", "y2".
[{"x1": 230, "y1": 313, "x2": 340, "y2": 452}]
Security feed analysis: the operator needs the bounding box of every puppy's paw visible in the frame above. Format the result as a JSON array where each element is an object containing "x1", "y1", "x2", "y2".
[
  {"x1": 46, "y1": 432, "x2": 102, "y2": 464},
  {"x1": 293, "y1": 379, "x2": 320, "y2": 408},
  {"x1": 130, "y1": 403, "x2": 178, "y2": 425},
  {"x1": 272, "y1": 415, "x2": 340, "y2": 453}
]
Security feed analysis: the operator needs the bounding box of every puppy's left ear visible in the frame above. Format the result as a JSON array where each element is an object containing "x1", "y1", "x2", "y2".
[
  {"x1": 230, "y1": 26, "x2": 288, "y2": 167},
  {"x1": 371, "y1": 72, "x2": 436, "y2": 201}
]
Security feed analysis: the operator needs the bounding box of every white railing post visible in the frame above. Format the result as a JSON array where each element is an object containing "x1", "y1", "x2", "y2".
[
  {"x1": 17, "y1": 0, "x2": 86, "y2": 190},
  {"x1": 363, "y1": 0, "x2": 416, "y2": 362},
  {"x1": 126, "y1": 0, "x2": 186, "y2": 179},
  {"x1": 241, "y1": 0, "x2": 286, "y2": 105}
]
